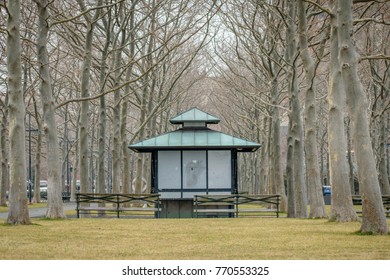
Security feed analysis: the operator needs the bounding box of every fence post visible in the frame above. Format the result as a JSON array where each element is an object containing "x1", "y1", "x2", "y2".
[
  {"x1": 235, "y1": 195, "x2": 239, "y2": 218},
  {"x1": 116, "y1": 194, "x2": 120, "y2": 218},
  {"x1": 76, "y1": 193, "x2": 80, "y2": 218}
]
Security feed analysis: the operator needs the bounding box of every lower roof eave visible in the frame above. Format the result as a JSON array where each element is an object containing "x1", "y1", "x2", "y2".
[{"x1": 128, "y1": 145, "x2": 261, "y2": 153}]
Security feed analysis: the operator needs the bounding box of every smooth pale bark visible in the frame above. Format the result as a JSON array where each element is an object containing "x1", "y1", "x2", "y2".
[
  {"x1": 297, "y1": 0, "x2": 327, "y2": 218},
  {"x1": 6, "y1": 0, "x2": 31, "y2": 224},
  {"x1": 35, "y1": 0, "x2": 65, "y2": 219},
  {"x1": 327, "y1": 3, "x2": 358, "y2": 222},
  {"x1": 338, "y1": 0, "x2": 388, "y2": 234}
]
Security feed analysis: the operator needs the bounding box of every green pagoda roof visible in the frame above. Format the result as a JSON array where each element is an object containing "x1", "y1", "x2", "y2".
[
  {"x1": 129, "y1": 108, "x2": 261, "y2": 153},
  {"x1": 129, "y1": 129, "x2": 261, "y2": 153}
]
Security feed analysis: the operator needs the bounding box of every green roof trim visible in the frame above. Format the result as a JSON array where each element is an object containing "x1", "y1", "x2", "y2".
[
  {"x1": 129, "y1": 129, "x2": 261, "y2": 153},
  {"x1": 170, "y1": 108, "x2": 220, "y2": 124}
]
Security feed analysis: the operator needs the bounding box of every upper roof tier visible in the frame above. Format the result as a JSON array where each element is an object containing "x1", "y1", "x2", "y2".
[{"x1": 170, "y1": 107, "x2": 220, "y2": 126}]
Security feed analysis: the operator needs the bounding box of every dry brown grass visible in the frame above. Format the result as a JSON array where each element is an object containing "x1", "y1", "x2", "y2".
[
  {"x1": 0, "y1": 217, "x2": 389, "y2": 260},
  {"x1": 0, "y1": 203, "x2": 48, "y2": 213}
]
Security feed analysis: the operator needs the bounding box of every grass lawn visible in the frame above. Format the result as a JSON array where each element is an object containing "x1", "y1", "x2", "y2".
[{"x1": 0, "y1": 217, "x2": 389, "y2": 260}]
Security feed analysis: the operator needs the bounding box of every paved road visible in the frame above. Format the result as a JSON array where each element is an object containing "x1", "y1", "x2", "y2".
[{"x1": 0, "y1": 202, "x2": 76, "y2": 219}]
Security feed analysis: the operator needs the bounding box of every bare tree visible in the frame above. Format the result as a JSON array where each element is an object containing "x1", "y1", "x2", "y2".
[
  {"x1": 212, "y1": 1, "x2": 288, "y2": 209},
  {"x1": 286, "y1": 0, "x2": 307, "y2": 218},
  {"x1": 96, "y1": 6, "x2": 113, "y2": 196},
  {"x1": 34, "y1": 0, "x2": 65, "y2": 218},
  {"x1": 327, "y1": 1, "x2": 359, "y2": 222},
  {"x1": 76, "y1": 0, "x2": 103, "y2": 194},
  {"x1": 337, "y1": 0, "x2": 388, "y2": 234},
  {"x1": 297, "y1": 0, "x2": 327, "y2": 218}
]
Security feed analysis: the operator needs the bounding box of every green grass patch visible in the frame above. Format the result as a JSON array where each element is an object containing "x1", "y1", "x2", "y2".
[{"x1": 0, "y1": 217, "x2": 389, "y2": 260}]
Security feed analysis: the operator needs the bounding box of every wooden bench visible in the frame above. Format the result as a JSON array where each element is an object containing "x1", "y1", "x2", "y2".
[
  {"x1": 76, "y1": 193, "x2": 161, "y2": 218},
  {"x1": 352, "y1": 195, "x2": 390, "y2": 217},
  {"x1": 194, "y1": 195, "x2": 236, "y2": 218},
  {"x1": 236, "y1": 195, "x2": 280, "y2": 218},
  {"x1": 194, "y1": 194, "x2": 280, "y2": 218},
  {"x1": 62, "y1": 192, "x2": 71, "y2": 202},
  {"x1": 40, "y1": 192, "x2": 71, "y2": 202}
]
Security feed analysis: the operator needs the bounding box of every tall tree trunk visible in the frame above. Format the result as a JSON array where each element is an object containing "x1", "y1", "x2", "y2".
[
  {"x1": 112, "y1": 35, "x2": 125, "y2": 194},
  {"x1": 96, "y1": 16, "x2": 111, "y2": 195},
  {"x1": 270, "y1": 79, "x2": 287, "y2": 212},
  {"x1": 134, "y1": 79, "x2": 149, "y2": 194},
  {"x1": 297, "y1": 0, "x2": 327, "y2": 218},
  {"x1": 121, "y1": 1, "x2": 138, "y2": 195},
  {"x1": 32, "y1": 99, "x2": 42, "y2": 204},
  {"x1": 35, "y1": 0, "x2": 65, "y2": 218},
  {"x1": 77, "y1": 0, "x2": 102, "y2": 194},
  {"x1": 346, "y1": 119, "x2": 356, "y2": 194},
  {"x1": 0, "y1": 102, "x2": 8, "y2": 207},
  {"x1": 70, "y1": 111, "x2": 80, "y2": 202},
  {"x1": 120, "y1": 83, "x2": 131, "y2": 195},
  {"x1": 97, "y1": 93, "x2": 106, "y2": 194},
  {"x1": 327, "y1": 2, "x2": 358, "y2": 222},
  {"x1": 6, "y1": 0, "x2": 31, "y2": 224},
  {"x1": 286, "y1": 0, "x2": 307, "y2": 218},
  {"x1": 337, "y1": 0, "x2": 388, "y2": 234},
  {"x1": 258, "y1": 115, "x2": 269, "y2": 194},
  {"x1": 286, "y1": 121, "x2": 295, "y2": 217},
  {"x1": 89, "y1": 118, "x2": 96, "y2": 192},
  {"x1": 134, "y1": 2, "x2": 157, "y2": 195},
  {"x1": 379, "y1": 112, "x2": 390, "y2": 195}
]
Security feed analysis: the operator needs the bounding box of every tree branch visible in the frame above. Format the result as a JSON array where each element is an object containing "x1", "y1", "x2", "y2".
[
  {"x1": 50, "y1": 0, "x2": 124, "y2": 26},
  {"x1": 360, "y1": 54, "x2": 390, "y2": 61}
]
